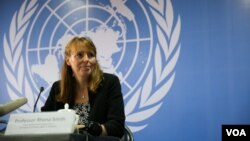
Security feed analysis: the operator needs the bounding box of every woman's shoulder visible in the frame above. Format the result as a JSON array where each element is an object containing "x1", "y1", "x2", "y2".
[
  {"x1": 102, "y1": 73, "x2": 121, "y2": 86},
  {"x1": 51, "y1": 80, "x2": 61, "y2": 88},
  {"x1": 53, "y1": 80, "x2": 60, "y2": 84},
  {"x1": 103, "y1": 73, "x2": 119, "y2": 80}
]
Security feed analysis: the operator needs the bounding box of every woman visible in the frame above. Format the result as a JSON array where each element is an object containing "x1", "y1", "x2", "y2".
[{"x1": 41, "y1": 36, "x2": 125, "y2": 138}]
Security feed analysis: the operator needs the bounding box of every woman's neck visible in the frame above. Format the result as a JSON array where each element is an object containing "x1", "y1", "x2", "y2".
[{"x1": 75, "y1": 79, "x2": 89, "y2": 103}]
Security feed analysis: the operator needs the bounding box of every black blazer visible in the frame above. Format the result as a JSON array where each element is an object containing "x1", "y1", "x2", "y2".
[{"x1": 41, "y1": 73, "x2": 125, "y2": 138}]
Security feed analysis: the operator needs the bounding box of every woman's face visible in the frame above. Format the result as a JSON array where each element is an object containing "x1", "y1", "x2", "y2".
[{"x1": 66, "y1": 45, "x2": 97, "y2": 80}]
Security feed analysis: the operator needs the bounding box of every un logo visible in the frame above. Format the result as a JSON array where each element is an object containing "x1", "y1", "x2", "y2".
[{"x1": 3, "y1": 0, "x2": 181, "y2": 132}]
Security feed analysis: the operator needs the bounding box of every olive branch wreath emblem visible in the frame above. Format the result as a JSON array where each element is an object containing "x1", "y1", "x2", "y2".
[
  {"x1": 2, "y1": 0, "x2": 181, "y2": 132},
  {"x1": 3, "y1": 0, "x2": 38, "y2": 112},
  {"x1": 125, "y1": 0, "x2": 181, "y2": 132}
]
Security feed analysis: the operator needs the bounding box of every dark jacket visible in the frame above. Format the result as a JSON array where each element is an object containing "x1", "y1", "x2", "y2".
[{"x1": 41, "y1": 73, "x2": 125, "y2": 138}]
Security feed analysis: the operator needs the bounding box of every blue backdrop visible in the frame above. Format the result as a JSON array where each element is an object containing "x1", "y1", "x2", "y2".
[{"x1": 1, "y1": 0, "x2": 250, "y2": 141}]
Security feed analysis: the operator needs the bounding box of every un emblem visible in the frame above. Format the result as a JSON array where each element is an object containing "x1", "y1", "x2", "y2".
[{"x1": 3, "y1": 0, "x2": 181, "y2": 132}]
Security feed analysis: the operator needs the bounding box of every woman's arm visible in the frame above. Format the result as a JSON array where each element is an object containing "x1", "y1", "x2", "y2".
[{"x1": 41, "y1": 81, "x2": 62, "y2": 111}]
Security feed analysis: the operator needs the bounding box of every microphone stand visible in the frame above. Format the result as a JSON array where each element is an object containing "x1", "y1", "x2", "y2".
[{"x1": 33, "y1": 87, "x2": 44, "y2": 112}]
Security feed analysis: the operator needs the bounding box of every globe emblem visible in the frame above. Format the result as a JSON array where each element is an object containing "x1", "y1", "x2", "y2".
[
  {"x1": 3, "y1": 0, "x2": 181, "y2": 132},
  {"x1": 25, "y1": 0, "x2": 153, "y2": 100}
]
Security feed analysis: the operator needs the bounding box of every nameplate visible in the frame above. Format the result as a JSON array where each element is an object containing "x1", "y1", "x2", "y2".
[{"x1": 5, "y1": 111, "x2": 76, "y2": 135}]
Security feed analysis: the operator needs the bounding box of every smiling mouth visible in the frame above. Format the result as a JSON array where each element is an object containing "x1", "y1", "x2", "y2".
[{"x1": 80, "y1": 66, "x2": 91, "y2": 70}]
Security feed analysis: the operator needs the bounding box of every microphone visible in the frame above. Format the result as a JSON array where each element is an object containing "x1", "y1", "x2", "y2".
[
  {"x1": 0, "y1": 97, "x2": 28, "y2": 116},
  {"x1": 33, "y1": 87, "x2": 44, "y2": 112}
]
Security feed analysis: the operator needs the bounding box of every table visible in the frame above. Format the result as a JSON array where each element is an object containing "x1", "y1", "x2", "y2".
[{"x1": 0, "y1": 133, "x2": 120, "y2": 141}]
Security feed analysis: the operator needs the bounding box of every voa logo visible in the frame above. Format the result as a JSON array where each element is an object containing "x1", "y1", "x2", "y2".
[
  {"x1": 226, "y1": 129, "x2": 246, "y2": 136},
  {"x1": 3, "y1": 0, "x2": 181, "y2": 132}
]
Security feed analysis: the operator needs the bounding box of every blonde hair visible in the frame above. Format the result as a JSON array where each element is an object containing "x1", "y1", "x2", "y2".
[{"x1": 57, "y1": 36, "x2": 103, "y2": 103}]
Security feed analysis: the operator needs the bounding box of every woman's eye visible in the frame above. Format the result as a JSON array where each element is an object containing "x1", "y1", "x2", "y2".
[
  {"x1": 88, "y1": 52, "x2": 95, "y2": 58},
  {"x1": 74, "y1": 52, "x2": 94, "y2": 59},
  {"x1": 76, "y1": 53, "x2": 83, "y2": 58}
]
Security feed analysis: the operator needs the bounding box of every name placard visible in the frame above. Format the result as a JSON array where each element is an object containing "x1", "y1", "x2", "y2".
[{"x1": 5, "y1": 111, "x2": 76, "y2": 135}]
